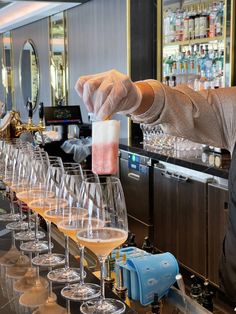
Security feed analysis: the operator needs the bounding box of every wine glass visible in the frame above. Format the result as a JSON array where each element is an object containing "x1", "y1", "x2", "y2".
[
  {"x1": 47, "y1": 168, "x2": 86, "y2": 284},
  {"x1": 78, "y1": 176, "x2": 128, "y2": 314},
  {"x1": 58, "y1": 170, "x2": 101, "y2": 301},
  {"x1": 31, "y1": 159, "x2": 66, "y2": 267}
]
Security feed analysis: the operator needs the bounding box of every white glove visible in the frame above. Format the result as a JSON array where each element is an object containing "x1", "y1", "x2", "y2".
[{"x1": 75, "y1": 69, "x2": 142, "y2": 120}]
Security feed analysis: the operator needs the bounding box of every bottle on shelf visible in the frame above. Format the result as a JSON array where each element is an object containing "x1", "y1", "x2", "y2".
[
  {"x1": 151, "y1": 293, "x2": 162, "y2": 314},
  {"x1": 201, "y1": 280, "x2": 214, "y2": 312},
  {"x1": 190, "y1": 274, "x2": 202, "y2": 304},
  {"x1": 141, "y1": 236, "x2": 153, "y2": 253}
]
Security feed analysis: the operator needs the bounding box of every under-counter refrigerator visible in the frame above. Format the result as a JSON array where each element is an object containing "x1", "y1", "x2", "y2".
[{"x1": 157, "y1": 0, "x2": 235, "y2": 89}]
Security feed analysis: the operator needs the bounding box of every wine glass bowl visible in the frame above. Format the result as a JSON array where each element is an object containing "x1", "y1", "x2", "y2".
[{"x1": 78, "y1": 176, "x2": 128, "y2": 314}]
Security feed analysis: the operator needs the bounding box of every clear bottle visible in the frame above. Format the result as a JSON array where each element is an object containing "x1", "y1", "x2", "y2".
[
  {"x1": 183, "y1": 9, "x2": 189, "y2": 41},
  {"x1": 175, "y1": 9, "x2": 183, "y2": 41},
  {"x1": 215, "y1": 2, "x2": 224, "y2": 36},
  {"x1": 209, "y1": 3, "x2": 217, "y2": 37},
  {"x1": 188, "y1": 6, "x2": 195, "y2": 40},
  {"x1": 194, "y1": 5, "x2": 201, "y2": 39},
  {"x1": 169, "y1": 9, "x2": 176, "y2": 42},
  {"x1": 199, "y1": 4, "x2": 209, "y2": 38}
]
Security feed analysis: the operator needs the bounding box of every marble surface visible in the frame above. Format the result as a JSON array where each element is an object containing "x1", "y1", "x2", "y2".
[{"x1": 119, "y1": 138, "x2": 231, "y2": 179}]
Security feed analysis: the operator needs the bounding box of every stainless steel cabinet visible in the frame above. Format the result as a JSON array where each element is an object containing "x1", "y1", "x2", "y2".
[{"x1": 119, "y1": 150, "x2": 153, "y2": 247}]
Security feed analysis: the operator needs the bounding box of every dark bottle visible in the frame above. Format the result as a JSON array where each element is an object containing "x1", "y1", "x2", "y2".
[
  {"x1": 190, "y1": 275, "x2": 202, "y2": 304},
  {"x1": 39, "y1": 102, "x2": 44, "y2": 121},
  {"x1": 128, "y1": 233, "x2": 137, "y2": 247},
  {"x1": 202, "y1": 281, "x2": 214, "y2": 312},
  {"x1": 142, "y1": 236, "x2": 153, "y2": 253},
  {"x1": 165, "y1": 76, "x2": 170, "y2": 86},
  {"x1": 151, "y1": 293, "x2": 162, "y2": 313},
  {"x1": 169, "y1": 76, "x2": 176, "y2": 87},
  {"x1": 123, "y1": 232, "x2": 137, "y2": 248}
]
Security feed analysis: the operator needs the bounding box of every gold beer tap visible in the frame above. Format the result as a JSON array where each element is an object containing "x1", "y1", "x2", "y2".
[{"x1": 14, "y1": 101, "x2": 45, "y2": 137}]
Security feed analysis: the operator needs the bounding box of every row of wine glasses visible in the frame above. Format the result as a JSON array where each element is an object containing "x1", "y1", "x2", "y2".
[{"x1": 0, "y1": 138, "x2": 129, "y2": 314}]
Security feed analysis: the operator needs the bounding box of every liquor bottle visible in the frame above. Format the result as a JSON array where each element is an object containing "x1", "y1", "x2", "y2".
[
  {"x1": 151, "y1": 293, "x2": 162, "y2": 314},
  {"x1": 209, "y1": 3, "x2": 217, "y2": 37},
  {"x1": 199, "y1": 4, "x2": 209, "y2": 38},
  {"x1": 190, "y1": 275, "x2": 202, "y2": 304},
  {"x1": 183, "y1": 9, "x2": 189, "y2": 41},
  {"x1": 215, "y1": 2, "x2": 224, "y2": 36},
  {"x1": 194, "y1": 5, "x2": 201, "y2": 39},
  {"x1": 201, "y1": 281, "x2": 214, "y2": 312},
  {"x1": 188, "y1": 6, "x2": 195, "y2": 40},
  {"x1": 141, "y1": 236, "x2": 153, "y2": 253},
  {"x1": 169, "y1": 76, "x2": 176, "y2": 87},
  {"x1": 175, "y1": 9, "x2": 183, "y2": 41},
  {"x1": 203, "y1": 45, "x2": 213, "y2": 80}
]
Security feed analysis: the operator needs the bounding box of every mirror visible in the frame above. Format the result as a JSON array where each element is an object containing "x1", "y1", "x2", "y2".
[
  {"x1": 2, "y1": 31, "x2": 14, "y2": 111},
  {"x1": 20, "y1": 40, "x2": 39, "y2": 110},
  {"x1": 50, "y1": 11, "x2": 67, "y2": 106}
]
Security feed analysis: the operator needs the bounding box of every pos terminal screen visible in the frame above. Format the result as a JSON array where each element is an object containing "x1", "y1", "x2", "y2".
[{"x1": 44, "y1": 106, "x2": 83, "y2": 126}]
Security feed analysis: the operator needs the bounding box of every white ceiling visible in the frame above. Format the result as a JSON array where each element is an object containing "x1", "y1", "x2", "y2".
[{"x1": 0, "y1": 1, "x2": 80, "y2": 33}]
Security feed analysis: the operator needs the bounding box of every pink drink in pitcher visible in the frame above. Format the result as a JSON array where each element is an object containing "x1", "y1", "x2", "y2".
[{"x1": 92, "y1": 120, "x2": 120, "y2": 174}]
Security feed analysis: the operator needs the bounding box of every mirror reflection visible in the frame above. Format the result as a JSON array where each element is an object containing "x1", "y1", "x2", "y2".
[
  {"x1": 50, "y1": 12, "x2": 67, "y2": 106},
  {"x1": 20, "y1": 40, "x2": 39, "y2": 110},
  {"x1": 2, "y1": 31, "x2": 14, "y2": 110}
]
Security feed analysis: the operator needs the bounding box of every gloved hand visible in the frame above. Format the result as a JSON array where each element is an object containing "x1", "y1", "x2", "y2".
[{"x1": 75, "y1": 69, "x2": 142, "y2": 120}]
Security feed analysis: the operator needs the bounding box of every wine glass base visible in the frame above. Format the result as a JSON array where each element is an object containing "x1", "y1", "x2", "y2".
[
  {"x1": 20, "y1": 241, "x2": 53, "y2": 253},
  {"x1": 80, "y1": 298, "x2": 126, "y2": 314},
  {"x1": 0, "y1": 213, "x2": 25, "y2": 221},
  {"x1": 61, "y1": 283, "x2": 100, "y2": 301},
  {"x1": 32, "y1": 253, "x2": 65, "y2": 267},
  {"x1": 6, "y1": 221, "x2": 34, "y2": 231},
  {"x1": 14, "y1": 230, "x2": 45, "y2": 241},
  {"x1": 47, "y1": 267, "x2": 86, "y2": 283}
]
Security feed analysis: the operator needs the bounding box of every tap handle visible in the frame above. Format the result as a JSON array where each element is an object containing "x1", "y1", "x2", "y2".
[
  {"x1": 39, "y1": 102, "x2": 44, "y2": 120},
  {"x1": 27, "y1": 99, "x2": 33, "y2": 119}
]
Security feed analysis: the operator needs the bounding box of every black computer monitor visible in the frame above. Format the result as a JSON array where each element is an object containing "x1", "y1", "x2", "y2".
[{"x1": 44, "y1": 105, "x2": 83, "y2": 126}]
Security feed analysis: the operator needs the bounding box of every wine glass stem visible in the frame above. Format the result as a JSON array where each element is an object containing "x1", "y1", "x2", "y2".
[
  {"x1": 47, "y1": 221, "x2": 52, "y2": 254},
  {"x1": 99, "y1": 257, "x2": 106, "y2": 301},
  {"x1": 11, "y1": 230, "x2": 16, "y2": 248},
  {"x1": 49, "y1": 267, "x2": 53, "y2": 296},
  {"x1": 9, "y1": 189, "x2": 14, "y2": 214},
  {"x1": 65, "y1": 235, "x2": 70, "y2": 268},
  {"x1": 66, "y1": 300, "x2": 71, "y2": 314},
  {"x1": 35, "y1": 213, "x2": 39, "y2": 241},
  {"x1": 79, "y1": 245, "x2": 84, "y2": 285}
]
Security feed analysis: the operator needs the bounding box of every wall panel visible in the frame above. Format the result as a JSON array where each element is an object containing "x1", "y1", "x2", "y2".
[{"x1": 67, "y1": 0, "x2": 128, "y2": 137}]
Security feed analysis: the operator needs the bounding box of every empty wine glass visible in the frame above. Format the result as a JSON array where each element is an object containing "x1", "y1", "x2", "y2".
[{"x1": 78, "y1": 176, "x2": 128, "y2": 314}]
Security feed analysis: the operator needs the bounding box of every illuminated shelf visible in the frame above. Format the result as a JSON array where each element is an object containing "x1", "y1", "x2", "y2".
[{"x1": 163, "y1": 36, "x2": 224, "y2": 47}]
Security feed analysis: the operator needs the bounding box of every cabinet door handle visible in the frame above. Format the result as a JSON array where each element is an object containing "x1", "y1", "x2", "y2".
[
  {"x1": 128, "y1": 172, "x2": 140, "y2": 181},
  {"x1": 161, "y1": 171, "x2": 189, "y2": 182}
]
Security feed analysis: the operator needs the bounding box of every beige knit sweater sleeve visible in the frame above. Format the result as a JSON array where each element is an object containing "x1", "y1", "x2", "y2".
[{"x1": 132, "y1": 80, "x2": 236, "y2": 153}]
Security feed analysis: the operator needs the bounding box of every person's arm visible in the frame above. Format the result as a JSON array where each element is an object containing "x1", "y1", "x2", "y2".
[
  {"x1": 132, "y1": 81, "x2": 236, "y2": 153},
  {"x1": 75, "y1": 70, "x2": 236, "y2": 153}
]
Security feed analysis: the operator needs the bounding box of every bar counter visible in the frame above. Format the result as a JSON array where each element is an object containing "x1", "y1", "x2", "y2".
[
  {"x1": 119, "y1": 138, "x2": 231, "y2": 179},
  {"x1": 0, "y1": 193, "x2": 135, "y2": 314}
]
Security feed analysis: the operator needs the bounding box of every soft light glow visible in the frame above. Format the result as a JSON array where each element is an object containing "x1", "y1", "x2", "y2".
[{"x1": 0, "y1": 2, "x2": 80, "y2": 33}]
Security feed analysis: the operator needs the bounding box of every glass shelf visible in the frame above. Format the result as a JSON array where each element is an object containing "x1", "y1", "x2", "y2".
[{"x1": 164, "y1": 35, "x2": 224, "y2": 47}]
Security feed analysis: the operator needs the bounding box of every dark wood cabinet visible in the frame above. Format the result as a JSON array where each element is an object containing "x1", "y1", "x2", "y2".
[
  {"x1": 153, "y1": 165, "x2": 208, "y2": 277},
  {"x1": 178, "y1": 179, "x2": 207, "y2": 276},
  {"x1": 153, "y1": 167, "x2": 178, "y2": 256},
  {"x1": 208, "y1": 183, "x2": 229, "y2": 286}
]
